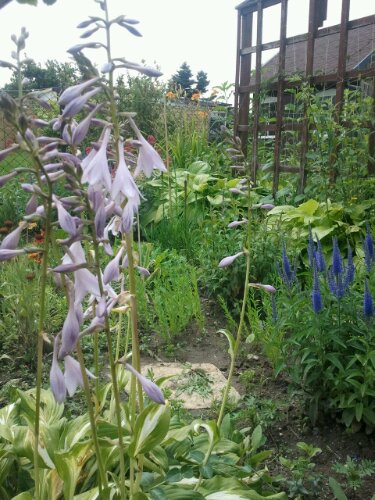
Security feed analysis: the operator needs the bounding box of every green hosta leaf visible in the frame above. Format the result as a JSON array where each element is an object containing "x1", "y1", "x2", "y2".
[
  {"x1": 207, "y1": 194, "x2": 226, "y2": 206},
  {"x1": 73, "y1": 488, "x2": 99, "y2": 499},
  {"x1": 298, "y1": 199, "x2": 320, "y2": 215},
  {"x1": 250, "y1": 425, "x2": 263, "y2": 451},
  {"x1": 328, "y1": 477, "x2": 348, "y2": 500},
  {"x1": 11, "y1": 493, "x2": 33, "y2": 500},
  {"x1": 152, "y1": 485, "x2": 204, "y2": 499},
  {"x1": 309, "y1": 225, "x2": 335, "y2": 240},
  {"x1": 129, "y1": 403, "x2": 170, "y2": 457},
  {"x1": 54, "y1": 442, "x2": 93, "y2": 499}
]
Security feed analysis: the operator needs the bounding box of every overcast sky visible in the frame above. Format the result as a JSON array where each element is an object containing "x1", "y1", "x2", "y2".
[{"x1": 0, "y1": 0, "x2": 373, "y2": 91}]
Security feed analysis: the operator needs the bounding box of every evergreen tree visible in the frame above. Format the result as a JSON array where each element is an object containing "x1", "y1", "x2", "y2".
[
  {"x1": 195, "y1": 70, "x2": 209, "y2": 94},
  {"x1": 171, "y1": 62, "x2": 195, "y2": 97}
]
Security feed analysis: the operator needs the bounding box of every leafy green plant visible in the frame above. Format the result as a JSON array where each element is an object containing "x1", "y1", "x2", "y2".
[
  {"x1": 135, "y1": 246, "x2": 204, "y2": 347},
  {"x1": 331, "y1": 456, "x2": 375, "y2": 495},
  {"x1": 278, "y1": 442, "x2": 323, "y2": 499}
]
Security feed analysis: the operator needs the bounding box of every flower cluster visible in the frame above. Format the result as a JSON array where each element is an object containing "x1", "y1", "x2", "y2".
[{"x1": 0, "y1": 72, "x2": 167, "y2": 404}]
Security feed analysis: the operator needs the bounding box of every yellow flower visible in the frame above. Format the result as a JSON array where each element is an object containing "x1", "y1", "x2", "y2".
[{"x1": 166, "y1": 91, "x2": 176, "y2": 99}]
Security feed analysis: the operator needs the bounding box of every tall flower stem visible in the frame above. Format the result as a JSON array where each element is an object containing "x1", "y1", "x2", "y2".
[
  {"x1": 25, "y1": 150, "x2": 53, "y2": 500},
  {"x1": 217, "y1": 174, "x2": 252, "y2": 428},
  {"x1": 76, "y1": 342, "x2": 108, "y2": 493}
]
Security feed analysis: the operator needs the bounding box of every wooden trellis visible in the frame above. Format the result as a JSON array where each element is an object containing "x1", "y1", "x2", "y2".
[{"x1": 234, "y1": 0, "x2": 375, "y2": 194}]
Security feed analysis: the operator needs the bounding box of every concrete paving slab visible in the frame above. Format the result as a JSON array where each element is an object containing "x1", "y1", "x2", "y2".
[{"x1": 141, "y1": 362, "x2": 240, "y2": 410}]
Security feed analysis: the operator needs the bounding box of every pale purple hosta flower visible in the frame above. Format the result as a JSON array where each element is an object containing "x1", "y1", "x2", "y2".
[
  {"x1": 111, "y1": 139, "x2": 141, "y2": 205},
  {"x1": 50, "y1": 337, "x2": 67, "y2": 404},
  {"x1": 0, "y1": 221, "x2": 27, "y2": 250},
  {"x1": 136, "y1": 266, "x2": 150, "y2": 277},
  {"x1": 59, "y1": 289, "x2": 81, "y2": 359},
  {"x1": 52, "y1": 262, "x2": 87, "y2": 273},
  {"x1": 62, "y1": 242, "x2": 101, "y2": 304},
  {"x1": 0, "y1": 249, "x2": 25, "y2": 261},
  {"x1": 218, "y1": 251, "x2": 244, "y2": 268},
  {"x1": 101, "y1": 62, "x2": 114, "y2": 73},
  {"x1": 228, "y1": 219, "x2": 248, "y2": 228},
  {"x1": 103, "y1": 246, "x2": 124, "y2": 284},
  {"x1": 260, "y1": 203, "x2": 275, "y2": 210},
  {"x1": 62, "y1": 87, "x2": 102, "y2": 120},
  {"x1": 124, "y1": 363, "x2": 165, "y2": 405},
  {"x1": 64, "y1": 355, "x2": 95, "y2": 397},
  {"x1": 72, "y1": 104, "x2": 102, "y2": 145},
  {"x1": 58, "y1": 76, "x2": 101, "y2": 107},
  {"x1": 54, "y1": 196, "x2": 78, "y2": 236},
  {"x1": 229, "y1": 188, "x2": 245, "y2": 195},
  {"x1": 128, "y1": 117, "x2": 166, "y2": 178},
  {"x1": 81, "y1": 127, "x2": 112, "y2": 191},
  {"x1": 0, "y1": 143, "x2": 19, "y2": 161},
  {"x1": 25, "y1": 194, "x2": 38, "y2": 215},
  {"x1": 249, "y1": 283, "x2": 276, "y2": 293},
  {"x1": 0, "y1": 170, "x2": 18, "y2": 187},
  {"x1": 95, "y1": 202, "x2": 106, "y2": 239}
]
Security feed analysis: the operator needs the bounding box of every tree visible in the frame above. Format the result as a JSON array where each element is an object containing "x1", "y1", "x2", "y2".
[
  {"x1": 3, "y1": 59, "x2": 80, "y2": 95},
  {"x1": 170, "y1": 62, "x2": 196, "y2": 97},
  {"x1": 195, "y1": 70, "x2": 210, "y2": 94}
]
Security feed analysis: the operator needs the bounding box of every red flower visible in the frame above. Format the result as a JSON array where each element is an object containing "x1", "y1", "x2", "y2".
[{"x1": 147, "y1": 135, "x2": 156, "y2": 145}]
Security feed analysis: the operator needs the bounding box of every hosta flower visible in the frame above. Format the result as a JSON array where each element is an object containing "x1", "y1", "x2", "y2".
[
  {"x1": 81, "y1": 127, "x2": 112, "y2": 191},
  {"x1": 0, "y1": 221, "x2": 27, "y2": 250},
  {"x1": 58, "y1": 76, "x2": 101, "y2": 106},
  {"x1": 218, "y1": 252, "x2": 244, "y2": 268},
  {"x1": 249, "y1": 283, "x2": 276, "y2": 293},
  {"x1": 59, "y1": 289, "x2": 80, "y2": 358},
  {"x1": 50, "y1": 337, "x2": 66, "y2": 404},
  {"x1": 61, "y1": 87, "x2": 102, "y2": 119},
  {"x1": 228, "y1": 219, "x2": 248, "y2": 228},
  {"x1": 0, "y1": 249, "x2": 25, "y2": 261},
  {"x1": 64, "y1": 355, "x2": 95, "y2": 397},
  {"x1": 103, "y1": 246, "x2": 124, "y2": 284},
  {"x1": 124, "y1": 363, "x2": 165, "y2": 405},
  {"x1": 128, "y1": 117, "x2": 166, "y2": 178}
]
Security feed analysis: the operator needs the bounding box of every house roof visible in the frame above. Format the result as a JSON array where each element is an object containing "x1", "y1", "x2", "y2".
[{"x1": 257, "y1": 23, "x2": 375, "y2": 83}]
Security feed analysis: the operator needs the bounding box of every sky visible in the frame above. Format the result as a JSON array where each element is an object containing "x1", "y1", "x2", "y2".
[{"x1": 0, "y1": 0, "x2": 373, "y2": 92}]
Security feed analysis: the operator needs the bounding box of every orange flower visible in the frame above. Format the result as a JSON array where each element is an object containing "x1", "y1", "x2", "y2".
[
  {"x1": 197, "y1": 111, "x2": 207, "y2": 119},
  {"x1": 27, "y1": 252, "x2": 42, "y2": 264},
  {"x1": 4, "y1": 220, "x2": 13, "y2": 227},
  {"x1": 0, "y1": 227, "x2": 9, "y2": 234},
  {"x1": 191, "y1": 92, "x2": 200, "y2": 101},
  {"x1": 166, "y1": 91, "x2": 176, "y2": 99}
]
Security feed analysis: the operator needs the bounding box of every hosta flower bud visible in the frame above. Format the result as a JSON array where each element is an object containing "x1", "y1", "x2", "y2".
[
  {"x1": 218, "y1": 252, "x2": 244, "y2": 268},
  {"x1": 124, "y1": 363, "x2": 165, "y2": 405}
]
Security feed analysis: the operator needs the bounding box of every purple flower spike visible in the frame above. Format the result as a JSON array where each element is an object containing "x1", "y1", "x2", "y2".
[
  {"x1": 0, "y1": 221, "x2": 27, "y2": 250},
  {"x1": 260, "y1": 204, "x2": 275, "y2": 210},
  {"x1": 50, "y1": 337, "x2": 66, "y2": 404},
  {"x1": 64, "y1": 355, "x2": 95, "y2": 397},
  {"x1": 331, "y1": 238, "x2": 343, "y2": 276},
  {"x1": 365, "y1": 223, "x2": 374, "y2": 260},
  {"x1": 128, "y1": 117, "x2": 166, "y2": 178},
  {"x1": 0, "y1": 249, "x2": 25, "y2": 261},
  {"x1": 364, "y1": 280, "x2": 374, "y2": 318},
  {"x1": 124, "y1": 363, "x2": 165, "y2": 405},
  {"x1": 58, "y1": 76, "x2": 101, "y2": 106},
  {"x1": 311, "y1": 267, "x2": 323, "y2": 313},
  {"x1": 59, "y1": 291, "x2": 80, "y2": 359},
  {"x1": 218, "y1": 251, "x2": 244, "y2": 268}
]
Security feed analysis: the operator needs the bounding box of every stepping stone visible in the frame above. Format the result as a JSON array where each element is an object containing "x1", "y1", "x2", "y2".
[{"x1": 141, "y1": 362, "x2": 240, "y2": 410}]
